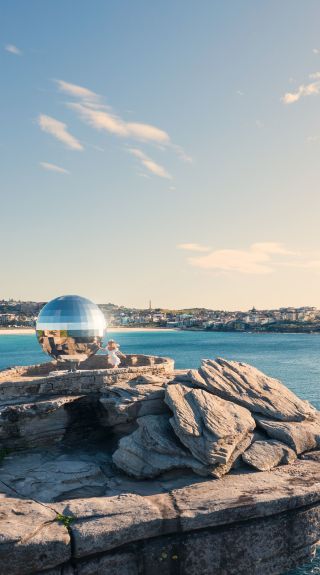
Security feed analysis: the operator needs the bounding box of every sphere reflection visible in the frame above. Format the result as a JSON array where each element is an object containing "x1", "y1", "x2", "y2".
[{"x1": 36, "y1": 295, "x2": 106, "y2": 364}]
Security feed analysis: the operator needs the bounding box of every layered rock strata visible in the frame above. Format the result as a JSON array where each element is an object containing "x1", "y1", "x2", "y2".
[{"x1": 1, "y1": 355, "x2": 320, "y2": 574}]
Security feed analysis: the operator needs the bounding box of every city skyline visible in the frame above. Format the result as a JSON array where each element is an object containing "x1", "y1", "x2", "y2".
[{"x1": 2, "y1": 1, "x2": 320, "y2": 309}]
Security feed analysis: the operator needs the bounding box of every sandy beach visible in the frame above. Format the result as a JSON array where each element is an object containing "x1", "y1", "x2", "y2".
[{"x1": 0, "y1": 327, "x2": 176, "y2": 335}]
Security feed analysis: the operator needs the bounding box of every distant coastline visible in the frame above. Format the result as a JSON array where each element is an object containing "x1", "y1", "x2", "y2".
[
  {"x1": 1, "y1": 326, "x2": 320, "y2": 336},
  {"x1": 0, "y1": 327, "x2": 176, "y2": 335}
]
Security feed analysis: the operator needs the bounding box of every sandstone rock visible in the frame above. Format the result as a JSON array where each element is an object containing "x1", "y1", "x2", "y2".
[
  {"x1": 0, "y1": 396, "x2": 80, "y2": 450},
  {"x1": 0, "y1": 449, "x2": 110, "y2": 503},
  {"x1": 242, "y1": 439, "x2": 297, "y2": 471},
  {"x1": 199, "y1": 358, "x2": 316, "y2": 421},
  {"x1": 112, "y1": 414, "x2": 212, "y2": 478},
  {"x1": 99, "y1": 376, "x2": 169, "y2": 428},
  {"x1": 301, "y1": 451, "x2": 320, "y2": 462},
  {"x1": 211, "y1": 432, "x2": 253, "y2": 478},
  {"x1": 165, "y1": 384, "x2": 255, "y2": 466},
  {"x1": 0, "y1": 498, "x2": 70, "y2": 575},
  {"x1": 56, "y1": 493, "x2": 174, "y2": 558},
  {"x1": 256, "y1": 417, "x2": 320, "y2": 454},
  {"x1": 76, "y1": 551, "x2": 138, "y2": 575}
]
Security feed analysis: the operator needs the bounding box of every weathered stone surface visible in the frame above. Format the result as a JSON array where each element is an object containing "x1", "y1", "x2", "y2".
[
  {"x1": 199, "y1": 358, "x2": 316, "y2": 421},
  {"x1": 0, "y1": 355, "x2": 174, "y2": 401},
  {"x1": 0, "y1": 498, "x2": 70, "y2": 575},
  {"x1": 112, "y1": 414, "x2": 213, "y2": 478},
  {"x1": 52, "y1": 459, "x2": 320, "y2": 563},
  {"x1": 242, "y1": 439, "x2": 297, "y2": 471},
  {"x1": 76, "y1": 551, "x2": 138, "y2": 575},
  {"x1": 0, "y1": 396, "x2": 80, "y2": 449},
  {"x1": 99, "y1": 376, "x2": 169, "y2": 428},
  {"x1": 256, "y1": 417, "x2": 320, "y2": 454},
  {"x1": 165, "y1": 384, "x2": 255, "y2": 466},
  {"x1": 56, "y1": 493, "x2": 175, "y2": 558},
  {"x1": 172, "y1": 459, "x2": 320, "y2": 532},
  {"x1": 1, "y1": 355, "x2": 320, "y2": 575},
  {"x1": 140, "y1": 506, "x2": 320, "y2": 575},
  {"x1": 301, "y1": 450, "x2": 320, "y2": 462}
]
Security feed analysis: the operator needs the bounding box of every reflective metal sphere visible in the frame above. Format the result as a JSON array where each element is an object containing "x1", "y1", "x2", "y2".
[{"x1": 36, "y1": 295, "x2": 106, "y2": 364}]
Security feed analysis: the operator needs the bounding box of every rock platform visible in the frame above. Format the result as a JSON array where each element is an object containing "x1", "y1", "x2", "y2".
[{"x1": 0, "y1": 354, "x2": 320, "y2": 575}]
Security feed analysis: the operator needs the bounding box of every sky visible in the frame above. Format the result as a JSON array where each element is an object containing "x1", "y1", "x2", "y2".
[{"x1": 2, "y1": 1, "x2": 320, "y2": 310}]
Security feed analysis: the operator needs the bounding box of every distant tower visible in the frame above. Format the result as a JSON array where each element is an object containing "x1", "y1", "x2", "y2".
[{"x1": 149, "y1": 300, "x2": 152, "y2": 311}]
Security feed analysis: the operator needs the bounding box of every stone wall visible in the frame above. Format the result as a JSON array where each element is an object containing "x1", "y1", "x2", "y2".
[
  {"x1": 0, "y1": 354, "x2": 174, "y2": 401},
  {"x1": 1, "y1": 459, "x2": 320, "y2": 575}
]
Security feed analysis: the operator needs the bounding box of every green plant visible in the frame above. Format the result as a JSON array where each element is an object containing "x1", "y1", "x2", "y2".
[{"x1": 55, "y1": 513, "x2": 75, "y2": 528}]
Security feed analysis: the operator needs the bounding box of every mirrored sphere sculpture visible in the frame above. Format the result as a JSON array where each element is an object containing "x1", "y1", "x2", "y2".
[{"x1": 36, "y1": 295, "x2": 107, "y2": 364}]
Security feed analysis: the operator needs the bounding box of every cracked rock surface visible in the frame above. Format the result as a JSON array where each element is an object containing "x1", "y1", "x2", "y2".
[{"x1": 1, "y1": 355, "x2": 320, "y2": 575}]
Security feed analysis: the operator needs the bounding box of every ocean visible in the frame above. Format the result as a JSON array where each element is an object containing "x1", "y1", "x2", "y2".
[{"x1": 0, "y1": 330, "x2": 319, "y2": 574}]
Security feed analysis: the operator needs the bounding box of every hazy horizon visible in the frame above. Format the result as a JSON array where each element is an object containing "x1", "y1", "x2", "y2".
[{"x1": 2, "y1": 1, "x2": 320, "y2": 309}]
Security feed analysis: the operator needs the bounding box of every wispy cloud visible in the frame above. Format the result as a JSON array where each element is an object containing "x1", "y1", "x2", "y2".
[
  {"x1": 40, "y1": 162, "x2": 69, "y2": 174},
  {"x1": 177, "y1": 243, "x2": 211, "y2": 253},
  {"x1": 5, "y1": 44, "x2": 21, "y2": 55},
  {"x1": 55, "y1": 79, "x2": 100, "y2": 103},
  {"x1": 181, "y1": 242, "x2": 296, "y2": 275},
  {"x1": 282, "y1": 72, "x2": 320, "y2": 104},
  {"x1": 50, "y1": 79, "x2": 191, "y2": 178},
  {"x1": 129, "y1": 148, "x2": 171, "y2": 179},
  {"x1": 55, "y1": 79, "x2": 189, "y2": 156},
  {"x1": 68, "y1": 102, "x2": 170, "y2": 144},
  {"x1": 37, "y1": 114, "x2": 83, "y2": 151}
]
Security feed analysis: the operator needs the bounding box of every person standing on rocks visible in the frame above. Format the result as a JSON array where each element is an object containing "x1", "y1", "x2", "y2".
[{"x1": 105, "y1": 339, "x2": 122, "y2": 368}]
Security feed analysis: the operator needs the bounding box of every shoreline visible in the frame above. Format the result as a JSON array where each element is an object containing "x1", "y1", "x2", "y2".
[
  {"x1": 0, "y1": 327, "x2": 319, "y2": 336},
  {"x1": 0, "y1": 327, "x2": 177, "y2": 335}
]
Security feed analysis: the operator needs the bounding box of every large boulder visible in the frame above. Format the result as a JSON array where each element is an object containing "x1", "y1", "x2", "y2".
[
  {"x1": 255, "y1": 417, "x2": 320, "y2": 454},
  {"x1": 198, "y1": 358, "x2": 316, "y2": 421},
  {"x1": 112, "y1": 414, "x2": 212, "y2": 478},
  {"x1": 242, "y1": 439, "x2": 297, "y2": 471},
  {"x1": 99, "y1": 375, "x2": 169, "y2": 429},
  {"x1": 164, "y1": 383, "x2": 255, "y2": 466}
]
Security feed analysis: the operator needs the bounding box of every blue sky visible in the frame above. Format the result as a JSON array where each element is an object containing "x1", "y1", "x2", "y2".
[{"x1": 2, "y1": 0, "x2": 320, "y2": 309}]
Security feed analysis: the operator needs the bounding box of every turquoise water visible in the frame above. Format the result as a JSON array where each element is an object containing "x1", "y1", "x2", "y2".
[{"x1": 0, "y1": 330, "x2": 319, "y2": 574}]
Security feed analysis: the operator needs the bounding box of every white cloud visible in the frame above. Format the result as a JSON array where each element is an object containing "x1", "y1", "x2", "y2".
[
  {"x1": 5, "y1": 44, "x2": 21, "y2": 55},
  {"x1": 55, "y1": 80, "x2": 99, "y2": 103},
  {"x1": 129, "y1": 148, "x2": 171, "y2": 179},
  {"x1": 177, "y1": 243, "x2": 211, "y2": 253},
  {"x1": 185, "y1": 242, "x2": 295, "y2": 275},
  {"x1": 313, "y1": 48, "x2": 320, "y2": 54},
  {"x1": 282, "y1": 72, "x2": 320, "y2": 104},
  {"x1": 53, "y1": 78, "x2": 191, "y2": 177},
  {"x1": 40, "y1": 162, "x2": 69, "y2": 174},
  {"x1": 68, "y1": 102, "x2": 170, "y2": 144},
  {"x1": 37, "y1": 114, "x2": 83, "y2": 151}
]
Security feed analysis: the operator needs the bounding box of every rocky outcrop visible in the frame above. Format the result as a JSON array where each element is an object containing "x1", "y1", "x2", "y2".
[
  {"x1": 165, "y1": 384, "x2": 255, "y2": 466},
  {"x1": 255, "y1": 416, "x2": 320, "y2": 454},
  {"x1": 1, "y1": 354, "x2": 320, "y2": 574},
  {"x1": 198, "y1": 358, "x2": 316, "y2": 421},
  {"x1": 0, "y1": 396, "x2": 80, "y2": 449},
  {"x1": 112, "y1": 414, "x2": 211, "y2": 478},
  {"x1": 0, "y1": 497, "x2": 70, "y2": 575},
  {"x1": 2, "y1": 460, "x2": 320, "y2": 575},
  {"x1": 242, "y1": 439, "x2": 297, "y2": 471},
  {"x1": 98, "y1": 375, "x2": 170, "y2": 429}
]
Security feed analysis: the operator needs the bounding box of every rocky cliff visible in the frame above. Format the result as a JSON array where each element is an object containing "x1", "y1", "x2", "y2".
[{"x1": 0, "y1": 354, "x2": 320, "y2": 575}]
